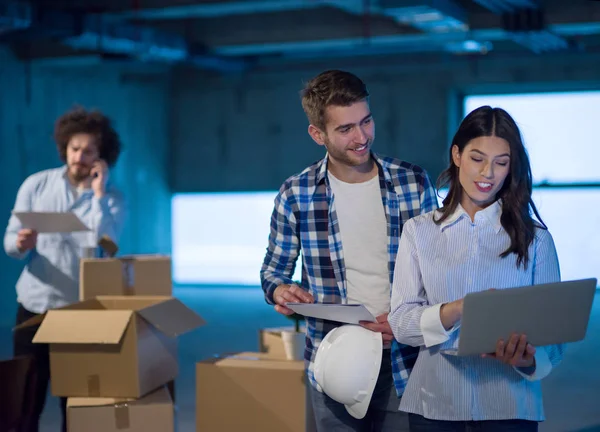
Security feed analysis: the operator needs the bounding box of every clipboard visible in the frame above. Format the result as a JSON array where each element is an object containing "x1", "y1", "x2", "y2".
[
  {"x1": 13, "y1": 211, "x2": 91, "y2": 233},
  {"x1": 285, "y1": 303, "x2": 376, "y2": 324}
]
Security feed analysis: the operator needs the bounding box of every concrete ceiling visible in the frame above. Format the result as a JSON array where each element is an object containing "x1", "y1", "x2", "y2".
[{"x1": 1, "y1": 0, "x2": 600, "y2": 72}]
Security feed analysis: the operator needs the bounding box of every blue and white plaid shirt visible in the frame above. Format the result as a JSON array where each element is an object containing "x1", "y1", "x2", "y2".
[{"x1": 260, "y1": 152, "x2": 438, "y2": 394}]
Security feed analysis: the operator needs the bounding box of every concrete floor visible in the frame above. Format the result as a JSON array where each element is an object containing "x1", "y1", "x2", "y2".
[{"x1": 0, "y1": 287, "x2": 599, "y2": 432}]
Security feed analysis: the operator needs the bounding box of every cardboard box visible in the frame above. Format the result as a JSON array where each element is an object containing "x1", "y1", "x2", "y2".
[
  {"x1": 67, "y1": 385, "x2": 174, "y2": 432},
  {"x1": 80, "y1": 255, "x2": 172, "y2": 301},
  {"x1": 18, "y1": 296, "x2": 204, "y2": 398},
  {"x1": 259, "y1": 326, "x2": 306, "y2": 359},
  {"x1": 196, "y1": 352, "x2": 308, "y2": 432}
]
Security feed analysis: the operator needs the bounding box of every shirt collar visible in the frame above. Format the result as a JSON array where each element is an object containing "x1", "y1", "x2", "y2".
[
  {"x1": 480, "y1": 200, "x2": 503, "y2": 233},
  {"x1": 438, "y1": 200, "x2": 503, "y2": 233},
  {"x1": 315, "y1": 151, "x2": 392, "y2": 185}
]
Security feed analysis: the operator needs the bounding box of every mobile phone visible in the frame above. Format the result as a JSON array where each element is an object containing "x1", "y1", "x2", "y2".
[{"x1": 91, "y1": 159, "x2": 103, "y2": 178}]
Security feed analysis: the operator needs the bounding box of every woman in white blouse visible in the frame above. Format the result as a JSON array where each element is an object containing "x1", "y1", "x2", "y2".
[{"x1": 388, "y1": 105, "x2": 561, "y2": 432}]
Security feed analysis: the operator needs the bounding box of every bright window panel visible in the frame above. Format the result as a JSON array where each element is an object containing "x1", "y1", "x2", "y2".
[
  {"x1": 532, "y1": 188, "x2": 600, "y2": 284},
  {"x1": 172, "y1": 192, "x2": 302, "y2": 285},
  {"x1": 172, "y1": 189, "x2": 599, "y2": 287},
  {"x1": 464, "y1": 92, "x2": 600, "y2": 184}
]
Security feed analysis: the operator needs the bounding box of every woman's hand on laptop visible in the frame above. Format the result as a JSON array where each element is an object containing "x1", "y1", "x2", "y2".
[
  {"x1": 482, "y1": 333, "x2": 536, "y2": 368},
  {"x1": 440, "y1": 288, "x2": 496, "y2": 331},
  {"x1": 440, "y1": 298, "x2": 464, "y2": 330}
]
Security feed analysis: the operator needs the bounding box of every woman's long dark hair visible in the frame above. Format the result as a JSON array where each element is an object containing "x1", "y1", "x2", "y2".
[{"x1": 434, "y1": 105, "x2": 546, "y2": 269}]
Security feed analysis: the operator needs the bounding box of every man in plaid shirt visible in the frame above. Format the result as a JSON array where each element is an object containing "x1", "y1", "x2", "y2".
[{"x1": 260, "y1": 70, "x2": 438, "y2": 431}]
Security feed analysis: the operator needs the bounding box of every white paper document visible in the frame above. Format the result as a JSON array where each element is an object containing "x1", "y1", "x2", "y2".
[
  {"x1": 285, "y1": 303, "x2": 376, "y2": 324},
  {"x1": 13, "y1": 211, "x2": 91, "y2": 233}
]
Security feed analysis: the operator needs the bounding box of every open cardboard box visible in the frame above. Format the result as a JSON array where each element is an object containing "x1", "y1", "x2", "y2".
[{"x1": 15, "y1": 296, "x2": 204, "y2": 398}]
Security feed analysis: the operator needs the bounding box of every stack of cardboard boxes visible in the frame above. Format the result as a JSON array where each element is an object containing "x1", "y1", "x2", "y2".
[{"x1": 16, "y1": 255, "x2": 205, "y2": 432}]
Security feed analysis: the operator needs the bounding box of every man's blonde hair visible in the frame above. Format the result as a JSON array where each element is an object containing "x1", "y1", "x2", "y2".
[{"x1": 301, "y1": 70, "x2": 369, "y2": 131}]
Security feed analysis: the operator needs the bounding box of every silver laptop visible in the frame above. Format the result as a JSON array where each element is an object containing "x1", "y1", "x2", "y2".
[{"x1": 456, "y1": 278, "x2": 597, "y2": 356}]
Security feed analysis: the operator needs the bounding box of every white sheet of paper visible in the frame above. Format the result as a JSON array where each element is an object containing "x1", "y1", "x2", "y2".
[
  {"x1": 13, "y1": 211, "x2": 91, "y2": 233},
  {"x1": 285, "y1": 303, "x2": 376, "y2": 324}
]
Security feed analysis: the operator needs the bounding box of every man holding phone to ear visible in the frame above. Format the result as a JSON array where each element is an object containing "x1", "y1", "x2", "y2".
[{"x1": 3, "y1": 106, "x2": 126, "y2": 432}]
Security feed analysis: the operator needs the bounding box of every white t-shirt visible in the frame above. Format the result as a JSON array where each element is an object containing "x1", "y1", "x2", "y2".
[{"x1": 328, "y1": 172, "x2": 390, "y2": 317}]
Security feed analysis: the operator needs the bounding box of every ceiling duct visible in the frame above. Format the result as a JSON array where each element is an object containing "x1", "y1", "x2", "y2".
[
  {"x1": 473, "y1": 0, "x2": 572, "y2": 52},
  {"x1": 1, "y1": 1, "x2": 248, "y2": 72},
  {"x1": 380, "y1": 0, "x2": 468, "y2": 32}
]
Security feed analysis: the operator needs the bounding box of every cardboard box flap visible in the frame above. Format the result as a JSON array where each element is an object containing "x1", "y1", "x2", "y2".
[
  {"x1": 67, "y1": 386, "x2": 171, "y2": 408},
  {"x1": 13, "y1": 312, "x2": 46, "y2": 331},
  {"x1": 96, "y1": 296, "x2": 167, "y2": 311},
  {"x1": 13, "y1": 299, "x2": 103, "y2": 331},
  {"x1": 136, "y1": 298, "x2": 205, "y2": 337},
  {"x1": 228, "y1": 352, "x2": 273, "y2": 360},
  {"x1": 33, "y1": 310, "x2": 133, "y2": 344},
  {"x1": 217, "y1": 356, "x2": 305, "y2": 371},
  {"x1": 118, "y1": 254, "x2": 169, "y2": 261},
  {"x1": 67, "y1": 396, "x2": 135, "y2": 408}
]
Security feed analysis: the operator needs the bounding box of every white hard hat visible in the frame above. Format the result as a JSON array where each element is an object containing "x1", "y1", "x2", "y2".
[{"x1": 314, "y1": 324, "x2": 382, "y2": 419}]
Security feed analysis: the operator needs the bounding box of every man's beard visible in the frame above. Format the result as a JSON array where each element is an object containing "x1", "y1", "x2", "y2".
[
  {"x1": 69, "y1": 165, "x2": 91, "y2": 183},
  {"x1": 324, "y1": 139, "x2": 372, "y2": 167}
]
